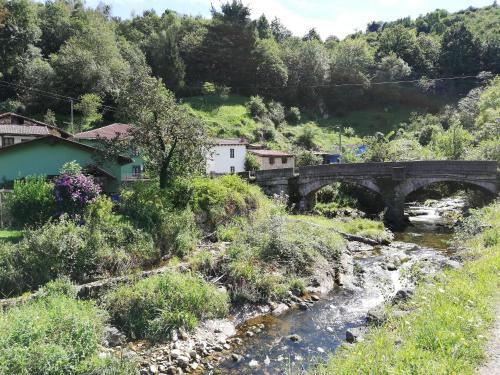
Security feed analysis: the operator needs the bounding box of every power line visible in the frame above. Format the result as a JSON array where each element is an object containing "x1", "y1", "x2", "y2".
[{"x1": 0, "y1": 74, "x2": 482, "y2": 109}]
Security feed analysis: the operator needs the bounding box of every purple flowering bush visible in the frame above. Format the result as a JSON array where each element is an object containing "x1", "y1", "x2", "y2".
[{"x1": 53, "y1": 173, "x2": 101, "y2": 217}]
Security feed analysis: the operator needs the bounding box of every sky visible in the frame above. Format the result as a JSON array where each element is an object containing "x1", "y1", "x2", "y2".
[{"x1": 87, "y1": 0, "x2": 494, "y2": 39}]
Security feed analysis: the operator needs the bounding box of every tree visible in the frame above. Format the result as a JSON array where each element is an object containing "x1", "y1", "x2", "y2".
[
  {"x1": 270, "y1": 17, "x2": 292, "y2": 43},
  {"x1": 44, "y1": 109, "x2": 57, "y2": 126},
  {"x1": 118, "y1": 73, "x2": 208, "y2": 189},
  {"x1": 253, "y1": 38, "x2": 288, "y2": 93},
  {"x1": 303, "y1": 28, "x2": 322, "y2": 42},
  {"x1": 74, "y1": 93, "x2": 103, "y2": 131},
  {"x1": 0, "y1": 0, "x2": 41, "y2": 75},
  {"x1": 439, "y1": 23, "x2": 481, "y2": 76},
  {"x1": 431, "y1": 123, "x2": 473, "y2": 160},
  {"x1": 255, "y1": 14, "x2": 272, "y2": 39},
  {"x1": 296, "y1": 150, "x2": 322, "y2": 167}
]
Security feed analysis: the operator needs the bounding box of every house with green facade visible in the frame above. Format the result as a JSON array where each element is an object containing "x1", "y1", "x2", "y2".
[
  {"x1": 0, "y1": 113, "x2": 131, "y2": 193},
  {"x1": 74, "y1": 123, "x2": 145, "y2": 181}
]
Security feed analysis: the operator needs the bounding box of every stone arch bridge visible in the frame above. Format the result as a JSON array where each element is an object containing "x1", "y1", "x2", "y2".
[{"x1": 243, "y1": 161, "x2": 499, "y2": 227}]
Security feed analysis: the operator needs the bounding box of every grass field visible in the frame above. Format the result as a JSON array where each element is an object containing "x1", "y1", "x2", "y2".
[
  {"x1": 0, "y1": 229, "x2": 23, "y2": 243},
  {"x1": 312, "y1": 201, "x2": 500, "y2": 374},
  {"x1": 184, "y1": 94, "x2": 430, "y2": 152}
]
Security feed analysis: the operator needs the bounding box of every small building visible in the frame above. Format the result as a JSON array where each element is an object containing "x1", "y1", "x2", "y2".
[
  {"x1": 0, "y1": 112, "x2": 71, "y2": 147},
  {"x1": 248, "y1": 149, "x2": 295, "y2": 170},
  {"x1": 0, "y1": 135, "x2": 131, "y2": 193},
  {"x1": 206, "y1": 138, "x2": 247, "y2": 175},
  {"x1": 74, "y1": 123, "x2": 145, "y2": 181}
]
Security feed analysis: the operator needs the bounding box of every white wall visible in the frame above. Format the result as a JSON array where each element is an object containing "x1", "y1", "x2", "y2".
[
  {"x1": 206, "y1": 144, "x2": 246, "y2": 174},
  {"x1": 0, "y1": 136, "x2": 36, "y2": 147}
]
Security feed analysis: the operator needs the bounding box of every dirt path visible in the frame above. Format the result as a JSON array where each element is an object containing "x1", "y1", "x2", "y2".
[{"x1": 479, "y1": 300, "x2": 500, "y2": 374}]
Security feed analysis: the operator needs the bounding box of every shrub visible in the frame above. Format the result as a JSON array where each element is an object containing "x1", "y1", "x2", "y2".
[
  {"x1": 104, "y1": 271, "x2": 229, "y2": 341},
  {"x1": 286, "y1": 106, "x2": 301, "y2": 124},
  {"x1": 6, "y1": 176, "x2": 55, "y2": 227},
  {"x1": 267, "y1": 100, "x2": 285, "y2": 126},
  {"x1": 296, "y1": 149, "x2": 323, "y2": 167},
  {"x1": 0, "y1": 206, "x2": 157, "y2": 296},
  {"x1": 245, "y1": 153, "x2": 261, "y2": 171},
  {"x1": 54, "y1": 172, "x2": 101, "y2": 217},
  {"x1": 0, "y1": 281, "x2": 135, "y2": 375},
  {"x1": 246, "y1": 95, "x2": 267, "y2": 119}
]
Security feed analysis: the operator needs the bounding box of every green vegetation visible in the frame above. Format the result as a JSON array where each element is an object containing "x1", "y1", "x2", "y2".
[
  {"x1": 104, "y1": 271, "x2": 229, "y2": 341},
  {"x1": 0, "y1": 197, "x2": 157, "y2": 297},
  {"x1": 294, "y1": 215, "x2": 392, "y2": 243},
  {"x1": 0, "y1": 279, "x2": 136, "y2": 375},
  {"x1": 314, "y1": 201, "x2": 500, "y2": 374},
  {"x1": 0, "y1": 229, "x2": 23, "y2": 243},
  {"x1": 216, "y1": 207, "x2": 345, "y2": 304}
]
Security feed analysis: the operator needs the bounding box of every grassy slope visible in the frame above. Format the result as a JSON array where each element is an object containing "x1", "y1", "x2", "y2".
[
  {"x1": 313, "y1": 202, "x2": 500, "y2": 375},
  {"x1": 183, "y1": 95, "x2": 421, "y2": 151},
  {"x1": 0, "y1": 229, "x2": 23, "y2": 243}
]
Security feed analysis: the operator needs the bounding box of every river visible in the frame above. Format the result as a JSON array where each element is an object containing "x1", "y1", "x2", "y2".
[{"x1": 210, "y1": 198, "x2": 462, "y2": 374}]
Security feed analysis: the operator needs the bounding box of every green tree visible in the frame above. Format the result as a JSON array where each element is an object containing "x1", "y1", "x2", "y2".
[
  {"x1": 118, "y1": 73, "x2": 208, "y2": 189},
  {"x1": 255, "y1": 14, "x2": 272, "y2": 39},
  {"x1": 432, "y1": 123, "x2": 473, "y2": 160},
  {"x1": 439, "y1": 23, "x2": 481, "y2": 75},
  {"x1": 0, "y1": 0, "x2": 41, "y2": 75},
  {"x1": 74, "y1": 93, "x2": 103, "y2": 131}
]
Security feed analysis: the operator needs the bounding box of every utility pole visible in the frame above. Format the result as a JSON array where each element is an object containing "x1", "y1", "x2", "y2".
[{"x1": 70, "y1": 99, "x2": 74, "y2": 134}]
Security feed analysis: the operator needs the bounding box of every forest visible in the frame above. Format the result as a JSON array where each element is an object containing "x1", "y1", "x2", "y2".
[{"x1": 0, "y1": 0, "x2": 499, "y2": 120}]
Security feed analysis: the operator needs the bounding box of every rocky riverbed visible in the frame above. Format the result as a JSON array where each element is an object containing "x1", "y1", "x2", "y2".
[{"x1": 98, "y1": 198, "x2": 465, "y2": 375}]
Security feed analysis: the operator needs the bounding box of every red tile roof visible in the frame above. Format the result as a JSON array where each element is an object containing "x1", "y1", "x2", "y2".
[
  {"x1": 74, "y1": 123, "x2": 132, "y2": 140},
  {"x1": 249, "y1": 149, "x2": 294, "y2": 157}
]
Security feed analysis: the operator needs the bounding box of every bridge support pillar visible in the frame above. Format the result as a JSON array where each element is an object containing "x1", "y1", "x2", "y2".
[{"x1": 383, "y1": 196, "x2": 408, "y2": 230}]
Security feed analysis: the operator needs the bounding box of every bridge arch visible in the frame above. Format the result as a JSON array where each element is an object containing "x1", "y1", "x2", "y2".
[
  {"x1": 395, "y1": 177, "x2": 498, "y2": 203},
  {"x1": 298, "y1": 177, "x2": 385, "y2": 211}
]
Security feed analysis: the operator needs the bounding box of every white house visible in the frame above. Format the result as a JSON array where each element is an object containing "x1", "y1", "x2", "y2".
[{"x1": 206, "y1": 138, "x2": 248, "y2": 175}]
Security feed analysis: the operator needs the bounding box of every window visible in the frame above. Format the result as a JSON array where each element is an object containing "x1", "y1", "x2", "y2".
[
  {"x1": 230, "y1": 166, "x2": 235, "y2": 174},
  {"x1": 230, "y1": 148, "x2": 235, "y2": 158},
  {"x1": 281, "y1": 157, "x2": 288, "y2": 164},
  {"x1": 132, "y1": 165, "x2": 142, "y2": 176},
  {"x1": 3, "y1": 137, "x2": 14, "y2": 146},
  {"x1": 269, "y1": 157, "x2": 275, "y2": 165}
]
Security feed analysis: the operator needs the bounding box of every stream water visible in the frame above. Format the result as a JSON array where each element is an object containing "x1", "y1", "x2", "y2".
[{"x1": 210, "y1": 198, "x2": 462, "y2": 375}]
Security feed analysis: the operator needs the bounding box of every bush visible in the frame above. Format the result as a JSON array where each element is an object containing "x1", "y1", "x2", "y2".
[
  {"x1": 296, "y1": 149, "x2": 323, "y2": 167},
  {"x1": 223, "y1": 212, "x2": 344, "y2": 303},
  {"x1": 246, "y1": 95, "x2": 267, "y2": 119},
  {"x1": 267, "y1": 100, "x2": 285, "y2": 126},
  {"x1": 104, "y1": 271, "x2": 229, "y2": 341},
  {"x1": 286, "y1": 106, "x2": 301, "y2": 124},
  {"x1": 0, "y1": 202, "x2": 157, "y2": 296},
  {"x1": 245, "y1": 153, "x2": 261, "y2": 171},
  {"x1": 54, "y1": 172, "x2": 101, "y2": 217},
  {"x1": 6, "y1": 176, "x2": 55, "y2": 227},
  {"x1": 0, "y1": 281, "x2": 135, "y2": 375}
]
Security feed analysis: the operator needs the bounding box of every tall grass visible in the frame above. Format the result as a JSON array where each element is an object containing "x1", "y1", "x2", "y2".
[
  {"x1": 313, "y1": 201, "x2": 500, "y2": 374},
  {"x1": 104, "y1": 271, "x2": 229, "y2": 342},
  {"x1": 0, "y1": 279, "x2": 136, "y2": 374}
]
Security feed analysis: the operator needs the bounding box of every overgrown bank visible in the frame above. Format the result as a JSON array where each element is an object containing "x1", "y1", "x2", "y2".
[{"x1": 312, "y1": 201, "x2": 500, "y2": 374}]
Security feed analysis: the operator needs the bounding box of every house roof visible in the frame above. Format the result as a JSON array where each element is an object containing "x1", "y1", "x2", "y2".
[
  {"x1": 0, "y1": 112, "x2": 72, "y2": 138},
  {"x1": 74, "y1": 123, "x2": 132, "y2": 140},
  {"x1": 0, "y1": 135, "x2": 132, "y2": 165},
  {"x1": 213, "y1": 138, "x2": 248, "y2": 146},
  {"x1": 0, "y1": 124, "x2": 50, "y2": 136},
  {"x1": 249, "y1": 149, "x2": 294, "y2": 157}
]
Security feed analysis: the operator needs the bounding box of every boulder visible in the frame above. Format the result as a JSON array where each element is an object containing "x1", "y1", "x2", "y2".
[
  {"x1": 272, "y1": 303, "x2": 289, "y2": 316},
  {"x1": 102, "y1": 326, "x2": 126, "y2": 347},
  {"x1": 345, "y1": 327, "x2": 365, "y2": 343},
  {"x1": 392, "y1": 289, "x2": 414, "y2": 304},
  {"x1": 366, "y1": 308, "x2": 387, "y2": 326}
]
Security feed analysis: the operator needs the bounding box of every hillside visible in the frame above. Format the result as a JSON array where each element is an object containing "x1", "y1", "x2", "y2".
[{"x1": 183, "y1": 94, "x2": 422, "y2": 151}]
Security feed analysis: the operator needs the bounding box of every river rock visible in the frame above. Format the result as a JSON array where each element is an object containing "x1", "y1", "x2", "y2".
[
  {"x1": 249, "y1": 360, "x2": 259, "y2": 368},
  {"x1": 170, "y1": 349, "x2": 182, "y2": 359},
  {"x1": 310, "y1": 294, "x2": 320, "y2": 301},
  {"x1": 386, "y1": 262, "x2": 397, "y2": 271},
  {"x1": 366, "y1": 308, "x2": 387, "y2": 326},
  {"x1": 392, "y1": 289, "x2": 414, "y2": 304},
  {"x1": 272, "y1": 303, "x2": 289, "y2": 316},
  {"x1": 231, "y1": 353, "x2": 243, "y2": 362},
  {"x1": 299, "y1": 302, "x2": 309, "y2": 310},
  {"x1": 149, "y1": 364, "x2": 158, "y2": 374},
  {"x1": 102, "y1": 326, "x2": 126, "y2": 347},
  {"x1": 288, "y1": 334, "x2": 302, "y2": 342},
  {"x1": 176, "y1": 355, "x2": 190, "y2": 368},
  {"x1": 346, "y1": 327, "x2": 366, "y2": 343}
]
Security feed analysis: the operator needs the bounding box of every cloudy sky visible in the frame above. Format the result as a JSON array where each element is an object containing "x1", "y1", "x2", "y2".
[{"x1": 88, "y1": 0, "x2": 493, "y2": 39}]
